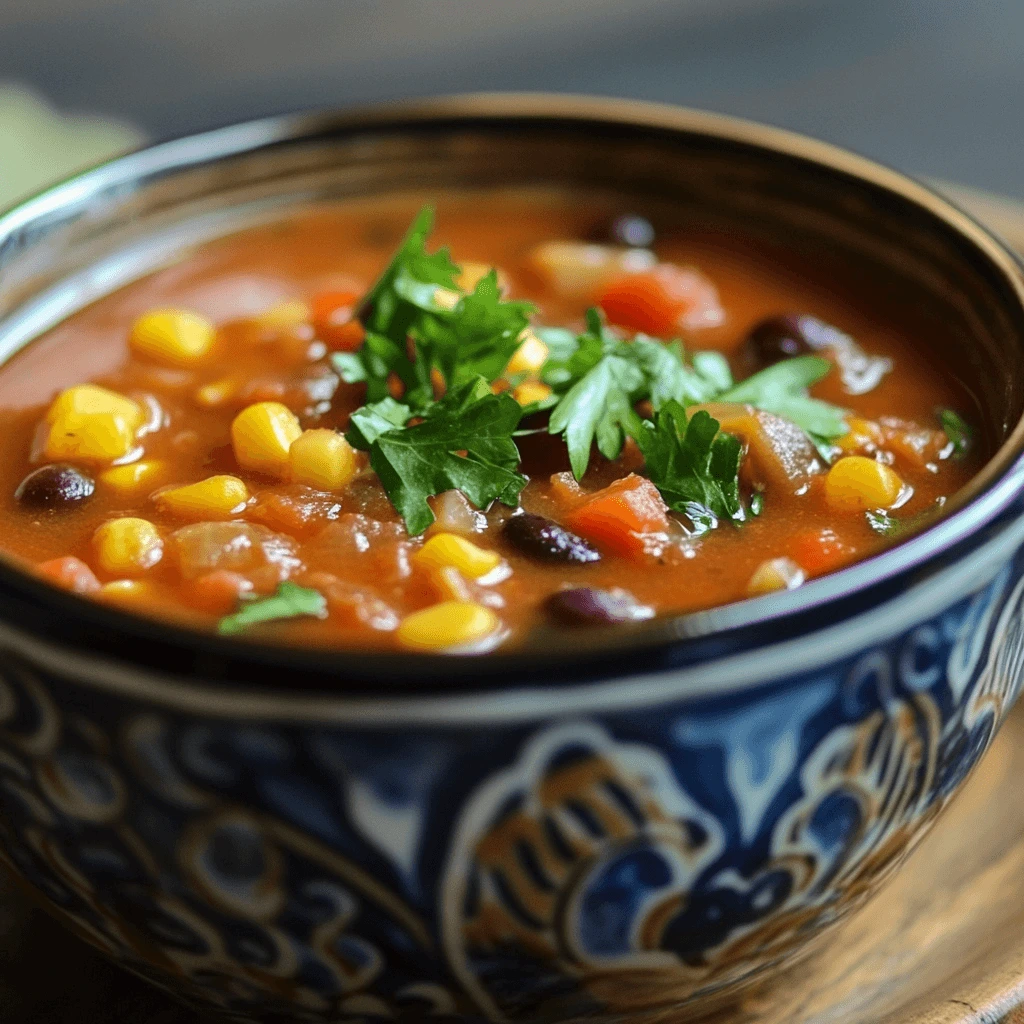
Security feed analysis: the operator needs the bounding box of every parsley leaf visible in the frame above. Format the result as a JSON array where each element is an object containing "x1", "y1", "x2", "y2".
[
  {"x1": 334, "y1": 207, "x2": 460, "y2": 409},
  {"x1": 415, "y1": 270, "x2": 535, "y2": 388},
  {"x1": 634, "y1": 401, "x2": 745, "y2": 525},
  {"x1": 218, "y1": 581, "x2": 328, "y2": 636},
  {"x1": 939, "y1": 408, "x2": 972, "y2": 459},
  {"x1": 545, "y1": 310, "x2": 729, "y2": 479},
  {"x1": 346, "y1": 396, "x2": 412, "y2": 448},
  {"x1": 719, "y1": 355, "x2": 848, "y2": 440},
  {"x1": 347, "y1": 377, "x2": 527, "y2": 535}
]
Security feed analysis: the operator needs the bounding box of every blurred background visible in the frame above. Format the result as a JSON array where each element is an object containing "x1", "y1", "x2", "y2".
[{"x1": 2, "y1": 0, "x2": 1022, "y2": 208}]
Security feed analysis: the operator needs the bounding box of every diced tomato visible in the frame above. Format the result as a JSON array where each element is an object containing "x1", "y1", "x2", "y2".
[
  {"x1": 598, "y1": 265, "x2": 723, "y2": 336},
  {"x1": 564, "y1": 474, "x2": 670, "y2": 558},
  {"x1": 192, "y1": 571, "x2": 254, "y2": 614},
  {"x1": 35, "y1": 556, "x2": 101, "y2": 595},
  {"x1": 789, "y1": 527, "x2": 860, "y2": 577},
  {"x1": 311, "y1": 289, "x2": 365, "y2": 351}
]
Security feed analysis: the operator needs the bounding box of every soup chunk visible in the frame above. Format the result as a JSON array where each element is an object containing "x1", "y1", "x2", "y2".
[{"x1": 0, "y1": 192, "x2": 980, "y2": 652}]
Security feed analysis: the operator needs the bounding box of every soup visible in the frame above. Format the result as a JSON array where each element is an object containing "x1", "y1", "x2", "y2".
[{"x1": 0, "y1": 192, "x2": 980, "y2": 652}]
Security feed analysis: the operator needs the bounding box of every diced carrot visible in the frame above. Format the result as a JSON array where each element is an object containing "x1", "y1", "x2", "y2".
[
  {"x1": 311, "y1": 290, "x2": 365, "y2": 351},
  {"x1": 789, "y1": 527, "x2": 860, "y2": 577},
  {"x1": 549, "y1": 471, "x2": 586, "y2": 510},
  {"x1": 35, "y1": 556, "x2": 101, "y2": 595},
  {"x1": 192, "y1": 570, "x2": 254, "y2": 614},
  {"x1": 598, "y1": 264, "x2": 722, "y2": 336},
  {"x1": 564, "y1": 474, "x2": 670, "y2": 558}
]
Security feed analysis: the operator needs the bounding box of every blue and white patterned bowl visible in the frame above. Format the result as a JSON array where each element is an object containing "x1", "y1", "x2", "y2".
[{"x1": 2, "y1": 96, "x2": 1024, "y2": 1024}]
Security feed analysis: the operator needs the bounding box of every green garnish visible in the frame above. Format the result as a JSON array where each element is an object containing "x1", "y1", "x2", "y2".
[
  {"x1": 866, "y1": 498, "x2": 946, "y2": 538},
  {"x1": 347, "y1": 377, "x2": 527, "y2": 536},
  {"x1": 335, "y1": 207, "x2": 856, "y2": 533},
  {"x1": 217, "y1": 582, "x2": 328, "y2": 636},
  {"x1": 634, "y1": 401, "x2": 745, "y2": 525},
  {"x1": 719, "y1": 355, "x2": 849, "y2": 442},
  {"x1": 939, "y1": 408, "x2": 972, "y2": 459},
  {"x1": 543, "y1": 309, "x2": 730, "y2": 479}
]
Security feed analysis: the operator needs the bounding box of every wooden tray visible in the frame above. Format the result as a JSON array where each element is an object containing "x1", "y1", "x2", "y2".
[{"x1": 4, "y1": 183, "x2": 1024, "y2": 1024}]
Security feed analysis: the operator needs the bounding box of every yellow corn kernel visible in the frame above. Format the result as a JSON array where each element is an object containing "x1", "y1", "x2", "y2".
[
  {"x1": 396, "y1": 601, "x2": 500, "y2": 651},
  {"x1": 100, "y1": 460, "x2": 167, "y2": 494},
  {"x1": 257, "y1": 299, "x2": 310, "y2": 330},
  {"x1": 155, "y1": 475, "x2": 250, "y2": 520},
  {"x1": 44, "y1": 384, "x2": 144, "y2": 462},
  {"x1": 825, "y1": 456, "x2": 904, "y2": 512},
  {"x1": 194, "y1": 379, "x2": 237, "y2": 408},
  {"x1": 93, "y1": 517, "x2": 163, "y2": 575},
  {"x1": 98, "y1": 579, "x2": 157, "y2": 606},
  {"x1": 288, "y1": 429, "x2": 358, "y2": 490},
  {"x1": 836, "y1": 417, "x2": 883, "y2": 454},
  {"x1": 505, "y1": 332, "x2": 549, "y2": 378},
  {"x1": 130, "y1": 309, "x2": 216, "y2": 366},
  {"x1": 457, "y1": 262, "x2": 493, "y2": 292},
  {"x1": 414, "y1": 533, "x2": 501, "y2": 580},
  {"x1": 747, "y1": 556, "x2": 806, "y2": 597},
  {"x1": 512, "y1": 380, "x2": 553, "y2": 406},
  {"x1": 231, "y1": 401, "x2": 302, "y2": 476}
]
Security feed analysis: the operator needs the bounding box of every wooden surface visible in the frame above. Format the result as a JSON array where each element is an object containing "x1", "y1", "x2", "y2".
[{"x1": 2, "y1": 184, "x2": 1024, "y2": 1024}]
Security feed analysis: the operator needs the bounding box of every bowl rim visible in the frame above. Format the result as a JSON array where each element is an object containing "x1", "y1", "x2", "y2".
[{"x1": 2, "y1": 91, "x2": 1024, "y2": 710}]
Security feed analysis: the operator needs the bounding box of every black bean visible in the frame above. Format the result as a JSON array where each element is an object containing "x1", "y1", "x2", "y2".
[
  {"x1": 14, "y1": 464, "x2": 95, "y2": 510},
  {"x1": 503, "y1": 513, "x2": 601, "y2": 564},
  {"x1": 745, "y1": 313, "x2": 843, "y2": 368},
  {"x1": 546, "y1": 587, "x2": 652, "y2": 626},
  {"x1": 610, "y1": 214, "x2": 655, "y2": 248}
]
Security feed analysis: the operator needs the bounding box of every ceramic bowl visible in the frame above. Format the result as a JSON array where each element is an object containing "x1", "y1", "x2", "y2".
[{"x1": 1, "y1": 96, "x2": 1024, "y2": 1024}]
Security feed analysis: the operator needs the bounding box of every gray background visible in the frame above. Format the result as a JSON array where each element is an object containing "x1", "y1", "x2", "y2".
[{"x1": 2, "y1": 0, "x2": 1023, "y2": 197}]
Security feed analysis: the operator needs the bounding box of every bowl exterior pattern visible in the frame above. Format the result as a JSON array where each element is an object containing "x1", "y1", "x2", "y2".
[{"x1": 0, "y1": 555, "x2": 1021, "y2": 1024}]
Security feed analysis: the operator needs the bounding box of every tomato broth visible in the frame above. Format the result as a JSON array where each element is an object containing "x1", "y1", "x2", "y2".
[{"x1": 0, "y1": 190, "x2": 982, "y2": 652}]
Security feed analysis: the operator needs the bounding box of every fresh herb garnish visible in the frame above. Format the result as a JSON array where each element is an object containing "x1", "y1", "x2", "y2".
[
  {"x1": 719, "y1": 355, "x2": 848, "y2": 442},
  {"x1": 939, "y1": 408, "x2": 972, "y2": 460},
  {"x1": 866, "y1": 498, "x2": 946, "y2": 538},
  {"x1": 543, "y1": 309, "x2": 732, "y2": 479},
  {"x1": 415, "y1": 271, "x2": 535, "y2": 389},
  {"x1": 633, "y1": 400, "x2": 745, "y2": 525},
  {"x1": 336, "y1": 208, "x2": 855, "y2": 533},
  {"x1": 218, "y1": 581, "x2": 328, "y2": 635},
  {"x1": 347, "y1": 377, "x2": 527, "y2": 535}
]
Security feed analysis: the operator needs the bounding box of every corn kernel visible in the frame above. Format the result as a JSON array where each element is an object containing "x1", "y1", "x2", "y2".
[
  {"x1": 512, "y1": 380, "x2": 553, "y2": 406},
  {"x1": 98, "y1": 579, "x2": 157, "y2": 606},
  {"x1": 256, "y1": 299, "x2": 310, "y2": 330},
  {"x1": 289, "y1": 429, "x2": 358, "y2": 490},
  {"x1": 100, "y1": 460, "x2": 167, "y2": 494},
  {"x1": 93, "y1": 517, "x2": 163, "y2": 575},
  {"x1": 130, "y1": 309, "x2": 216, "y2": 366},
  {"x1": 825, "y1": 456, "x2": 904, "y2": 512},
  {"x1": 836, "y1": 417, "x2": 883, "y2": 454},
  {"x1": 414, "y1": 533, "x2": 501, "y2": 579},
  {"x1": 396, "y1": 601, "x2": 500, "y2": 651},
  {"x1": 194, "y1": 379, "x2": 237, "y2": 408},
  {"x1": 747, "y1": 557, "x2": 806, "y2": 596},
  {"x1": 44, "y1": 384, "x2": 144, "y2": 462},
  {"x1": 457, "y1": 262, "x2": 493, "y2": 292},
  {"x1": 231, "y1": 401, "x2": 302, "y2": 476},
  {"x1": 505, "y1": 332, "x2": 549, "y2": 378},
  {"x1": 155, "y1": 475, "x2": 250, "y2": 520}
]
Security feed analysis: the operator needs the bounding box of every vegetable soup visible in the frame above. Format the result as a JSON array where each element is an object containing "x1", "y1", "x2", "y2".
[{"x1": 0, "y1": 192, "x2": 981, "y2": 652}]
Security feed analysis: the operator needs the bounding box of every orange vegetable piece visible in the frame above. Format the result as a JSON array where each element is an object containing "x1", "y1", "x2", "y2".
[
  {"x1": 598, "y1": 265, "x2": 722, "y2": 336},
  {"x1": 192, "y1": 570, "x2": 254, "y2": 614},
  {"x1": 564, "y1": 474, "x2": 670, "y2": 558},
  {"x1": 35, "y1": 556, "x2": 101, "y2": 595},
  {"x1": 311, "y1": 289, "x2": 365, "y2": 351},
  {"x1": 789, "y1": 527, "x2": 859, "y2": 577}
]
